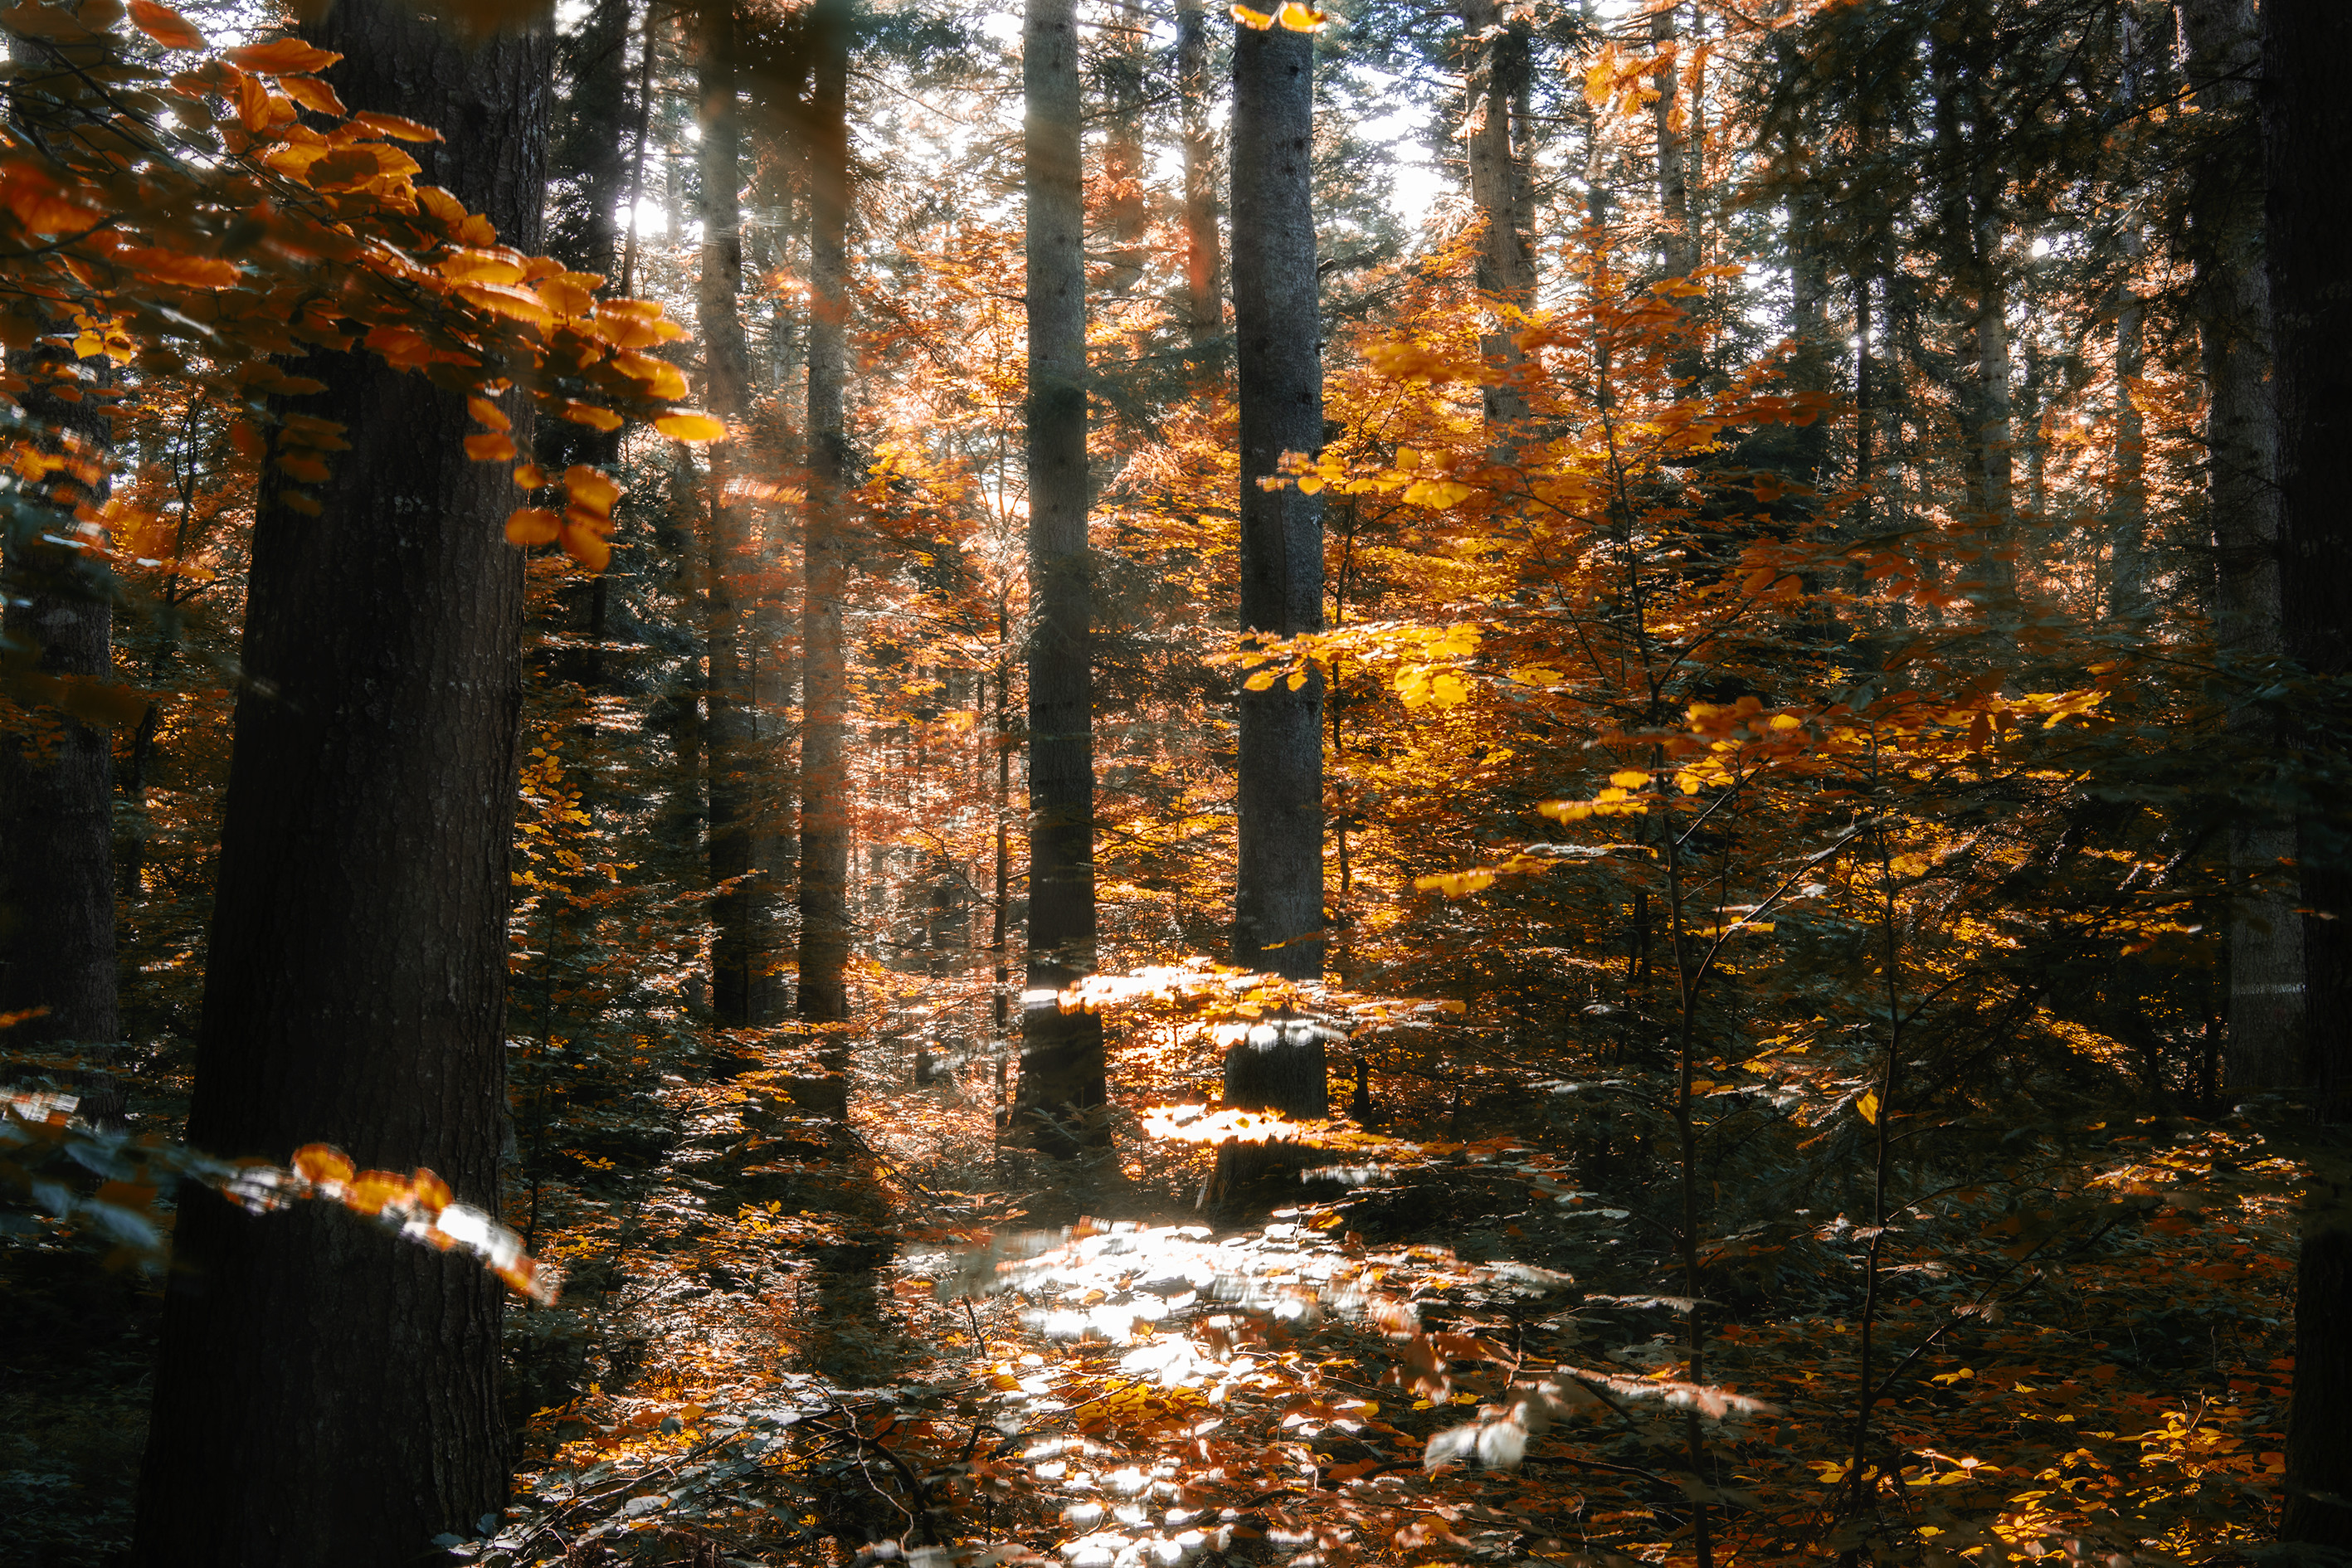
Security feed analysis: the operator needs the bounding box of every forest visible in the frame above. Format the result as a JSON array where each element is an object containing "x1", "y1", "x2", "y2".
[{"x1": 2, "y1": 0, "x2": 2350, "y2": 1561}]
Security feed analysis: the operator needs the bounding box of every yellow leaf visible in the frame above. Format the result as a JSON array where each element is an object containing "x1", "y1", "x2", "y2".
[
  {"x1": 1243, "y1": 670, "x2": 1277, "y2": 691},
  {"x1": 1608, "y1": 769, "x2": 1648, "y2": 788},
  {"x1": 1274, "y1": 2, "x2": 1326, "y2": 28},
  {"x1": 563, "y1": 465, "x2": 619, "y2": 515},
  {"x1": 127, "y1": 0, "x2": 202, "y2": 47},
  {"x1": 438, "y1": 246, "x2": 528, "y2": 285},
  {"x1": 559, "y1": 402, "x2": 622, "y2": 431},
  {"x1": 611, "y1": 349, "x2": 687, "y2": 400},
  {"x1": 1295, "y1": 472, "x2": 1324, "y2": 494},
  {"x1": 1429, "y1": 673, "x2": 1468, "y2": 707},
  {"x1": 653, "y1": 411, "x2": 727, "y2": 443},
  {"x1": 1769, "y1": 713, "x2": 1803, "y2": 731},
  {"x1": 1231, "y1": 2, "x2": 1274, "y2": 25},
  {"x1": 1856, "y1": 1091, "x2": 1880, "y2": 1126}
]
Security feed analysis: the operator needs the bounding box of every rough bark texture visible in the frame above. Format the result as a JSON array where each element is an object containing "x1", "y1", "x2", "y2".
[
  {"x1": 1459, "y1": 0, "x2": 1532, "y2": 427},
  {"x1": 0, "y1": 26, "x2": 119, "y2": 1091},
  {"x1": 1649, "y1": 2, "x2": 1695, "y2": 280},
  {"x1": 700, "y1": 0, "x2": 780, "y2": 1030},
  {"x1": 1230, "y1": 18, "x2": 1323, "y2": 981},
  {"x1": 796, "y1": 0, "x2": 853, "y2": 1108},
  {"x1": 130, "y1": 5, "x2": 548, "y2": 1561},
  {"x1": 1214, "y1": 1012, "x2": 1332, "y2": 1207},
  {"x1": 2178, "y1": 0, "x2": 2301, "y2": 1093},
  {"x1": 1098, "y1": 0, "x2": 1148, "y2": 299},
  {"x1": 1011, "y1": 0, "x2": 1107, "y2": 1159},
  {"x1": 2263, "y1": 0, "x2": 2352, "y2": 1547},
  {"x1": 1176, "y1": 0, "x2": 1225, "y2": 379}
]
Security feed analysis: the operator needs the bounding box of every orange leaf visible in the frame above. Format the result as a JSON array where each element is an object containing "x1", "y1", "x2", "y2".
[
  {"x1": 558, "y1": 402, "x2": 621, "y2": 432},
  {"x1": 559, "y1": 518, "x2": 611, "y2": 572},
  {"x1": 225, "y1": 37, "x2": 343, "y2": 75},
  {"x1": 127, "y1": 0, "x2": 203, "y2": 47},
  {"x1": 122, "y1": 246, "x2": 239, "y2": 288},
  {"x1": 436, "y1": 246, "x2": 528, "y2": 285},
  {"x1": 610, "y1": 348, "x2": 685, "y2": 399},
  {"x1": 232, "y1": 70, "x2": 270, "y2": 132},
  {"x1": 279, "y1": 73, "x2": 347, "y2": 115},
  {"x1": 464, "y1": 431, "x2": 517, "y2": 462},
  {"x1": 562, "y1": 464, "x2": 619, "y2": 514},
  {"x1": 275, "y1": 451, "x2": 332, "y2": 483},
  {"x1": 511, "y1": 462, "x2": 546, "y2": 489},
  {"x1": 351, "y1": 110, "x2": 441, "y2": 142},
  {"x1": 465, "y1": 394, "x2": 510, "y2": 431},
  {"x1": 409, "y1": 1169, "x2": 453, "y2": 1215},
  {"x1": 292, "y1": 1145, "x2": 356, "y2": 1186},
  {"x1": 504, "y1": 506, "x2": 561, "y2": 545},
  {"x1": 654, "y1": 411, "x2": 725, "y2": 443},
  {"x1": 455, "y1": 281, "x2": 552, "y2": 330}
]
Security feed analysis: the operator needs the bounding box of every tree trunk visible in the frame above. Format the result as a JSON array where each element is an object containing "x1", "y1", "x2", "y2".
[
  {"x1": 1649, "y1": 2, "x2": 1695, "y2": 280},
  {"x1": 796, "y1": 0, "x2": 853, "y2": 1116},
  {"x1": 1100, "y1": 0, "x2": 1149, "y2": 299},
  {"x1": 701, "y1": 0, "x2": 778, "y2": 1030},
  {"x1": 1010, "y1": 0, "x2": 1107, "y2": 1159},
  {"x1": 2179, "y1": 0, "x2": 2301, "y2": 1093},
  {"x1": 1230, "y1": 16, "x2": 1323, "y2": 981},
  {"x1": 1176, "y1": 0, "x2": 1225, "y2": 381},
  {"x1": 2262, "y1": 0, "x2": 2352, "y2": 1548},
  {"x1": 1213, "y1": 1010, "x2": 1333, "y2": 1207},
  {"x1": 1459, "y1": 0, "x2": 1533, "y2": 427},
  {"x1": 0, "y1": 27, "x2": 120, "y2": 1103},
  {"x1": 131, "y1": 4, "x2": 548, "y2": 1561}
]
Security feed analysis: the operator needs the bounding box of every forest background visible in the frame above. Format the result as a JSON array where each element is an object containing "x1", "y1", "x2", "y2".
[{"x1": 2, "y1": 0, "x2": 2350, "y2": 1564}]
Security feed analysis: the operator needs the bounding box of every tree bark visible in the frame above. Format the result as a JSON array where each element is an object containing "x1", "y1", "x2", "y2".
[
  {"x1": 0, "y1": 25, "x2": 120, "y2": 1098},
  {"x1": 131, "y1": 4, "x2": 548, "y2": 1561},
  {"x1": 1230, "y1": 16, "x2": 1323, "y2": 981},
  {"x1": 1213, "y1": 1010, "x2": 1333, "y2": 1207},
  {"x1": 2262, "y1": 0, "x2": 2352, "y2": 1548},
  {"x1": 1176, "y1": 0, "x2": 1225, "y2": 380},
  {"x1": 1649, "y1": 2, "x2": 1694, "y2": 280},
  {"x1": 1099, "y1": 0, "x2": 1149, "y2": 299},
  {"x1": 700, "y1": 0, "x2": 780, "y2": 1030},
  {"x1": 2178, "y1": 0, "x2": 2301, "y2": 1093},
  {"x1": 796, "y1": 0, "x2": 853, "y2": 1115},
  {"x1": 1459, "y1": 0, "x2": 1533, "y2": 427},
  {"x1": 1010, "y1": 0, "x2": 1107, "y2": 1159}
]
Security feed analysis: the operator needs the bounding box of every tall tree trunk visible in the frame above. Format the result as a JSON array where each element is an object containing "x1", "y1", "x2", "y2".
[
  {"x1": 700, "y1": 0, "x2": 777, "y2": 1029},
  {"x1": 0, "y1": 27, "x2": 120, "y2": 1103},
  {"x1": 131, "y1": 4, "x2": 548, "y2": 1560},
  {"x1": 1176, "y1": 0, "x2": 1225, "y2": 380},
  {"x1": 1010, "y1": 0, "x2": 1107, "y2": 1159},
  {"x1": 2262, "y1": 0, "x2": 2352, "y2": 1548},
  {"x1": 796, "y1": 0, "x2": 853, "y2": 1116},
  {"x1": 2179, "y1": 0, "x2": 2300, "y2": 1093},
  {"x1": 1459, "y1": 0, "x2": 1533, "y2": 427},
  {"x1": 1649, "y1": 2, "x2": 1695, "y2": 280},
  {"x1": 2108, "y1": 7, "x2": 2150, "y2": 621},
  {"x1": 1100, "y1": 0, "x2": 1149, "y2": 299},
  {"x1": 1230, "y1": 15, "x2": 1322, "y2": 980}
]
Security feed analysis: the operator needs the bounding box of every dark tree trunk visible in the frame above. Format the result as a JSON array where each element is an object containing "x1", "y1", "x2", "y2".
[
  {"x1": 1010, "y1": 0, "x2": 1107, "y2": 1159},
  {"x1": 1230, "y1": 17, "x2": 1322, "y2": 981},
  {"x1": 1176, "y1": 0, "x2": 1225, "y2": 380},
  {"x1": 0, "y1": 29, "x2": 120, "y2": 1102},
  {"x1": 796, "y1": 0, "x2": 853, "y2": 1115},
  {"x1": 1213, "y1": 1010, "x2": 1332, "y2": 1207},
  {"x1": 2263, "y1": 0, "x2": 2352, "y2": 1548},
  {"x1": 2178, "y1": 0, "x2": 2301, "y2": 1093},
  {"x1": 700, "y1": 0, "x2": 779, "y2": 1030},
  {"x1": 131, "y1": 4, "x2": 549, "y2": 1561}
]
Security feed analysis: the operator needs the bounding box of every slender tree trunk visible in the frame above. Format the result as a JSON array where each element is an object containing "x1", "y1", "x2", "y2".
[
  {"x1": 2108, "y1": 8, "x2": 2149, "y2": 620},
  {"x1": 1100, "y1": 0, "x2": 1149, "y2": 299},
  {"x1": 796, "y1": 0, "x2": 853, "y2": 1113},
  {"x1": 131, "y1": 4, "x2": 548, "y2": 1560},
  {"x1": 2263, "y1": 0, "x2": 2352, "y2": 1547},
  {"x1": 700, "y1": 0, "x2": 777, "y2": 1029},
  {"x1": 1459, "y1": 0, "x2": 1533, "y2": 427},
  {"x1": 0, "y1": 27, "x2": 120, "y2": 1096},
  {"x1": 1649, "y1": 2, "x2": 1694, "y2": 280},
  {"x1": 1230, "y1": 15, "x2": 1322, "y2": 980},
  {"x1": 2179, "y1": 0, "x2": 2301, "y2": 1093},
  {"x1": 1176, "y1": 0, "x2": 1225, "y2": 380},
  {"x1": 1010, "y1": 0, "x2": 1107, "y2": 1159}
]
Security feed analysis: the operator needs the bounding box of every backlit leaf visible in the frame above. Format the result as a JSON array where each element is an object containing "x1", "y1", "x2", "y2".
[
  {"x1": 653, "y1": 411, "x2": 726, "y2": 443},
  {"x1": 126, "y1": 0, "x2": 202, "y2": 47}
]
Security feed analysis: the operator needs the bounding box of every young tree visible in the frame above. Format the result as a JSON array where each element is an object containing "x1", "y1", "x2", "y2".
[
  {"x1": 131, "y1": 3, "x2": 551, "y2": 1560},
  {"x1": 1230, "y1": 10, "x2": 1322, "y2": 981},
  {"x1": 1010, "y1": 0, "x2": 1107, "y2": 1157},
  {"x1": 2263, "y1": 0, "x2": 2352, "y2": 1546}
]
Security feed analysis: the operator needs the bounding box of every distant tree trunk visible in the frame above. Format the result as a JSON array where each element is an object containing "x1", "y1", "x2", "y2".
[
  {"x1": 1213, "y1": 1010, "x2": 1334, "y2": 1207},
  {"x1": 0, "y1": 29, "x2": 120, "y2": 1105},
  {"x1": 700, "y1": 0, "x2": 778, "y2": 1030},
  {"x1": 130, "y1": 3, "x2": 548, "y2": 1561},
  {"x1": 1230, "y1": 15, "x2": 1323, "y2": 981},
  {"x1": 2107, "y1": 7, "x2": 2150, "y2": 621},
  {"x1": 2262, "y1": 0, "x2": 2352, "y2": 1549},
  {"x1": 1459, "y1": 0, "x2": 1533, "y2": 427},
  {"x1": 1099, "y1": 0, "x2": 1149, "y2": 299},
  {"x1": 796, "y1": 0, "x2": 852, "y2": 1118},
  {"x1": 2178, "y1": 0, "x2": 2301, "y2": 1093},
  {"x1": 1649, "y1": 2, "x2": 1694, "y2": 280},
  {"x1": 1176, "y1": 0, "x2": 1225, "y2": 380},
  {"x1": 1010, "y1": 0, "x2": 1107, "y2": 1159}
]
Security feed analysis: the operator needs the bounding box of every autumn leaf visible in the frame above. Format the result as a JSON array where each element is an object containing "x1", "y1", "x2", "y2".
[
  {"x1": 464, "y1": 432, "x2": 517, "y2": 462},
  {"x1": 126, "y1": 0, "x2": 202, "y2": 47},
  {"x1": 278, "y1": 74, "x2": 348, "y2": 115},
  {"x1": 504, "y1": 506, "x2": 561, "y2": 546},
  {"x1": 653, "y1": 411, "x2": 726, "y2": 443},
  {"x1": 225, "y1": 37, "x2": 343, "y2": 75},
  {"x1": 562, "y1": 465, "x2": 620, "y2": 516},
  {"x1": 1230, "y1": 2, "x2": 1274, "y2": 25},
  {"x1": 1856, "y1": 1091, "x2": 1880, "y2": 1125},
  {"x1": 351, "y1": 110, "x2": 442, "y2": 142}
]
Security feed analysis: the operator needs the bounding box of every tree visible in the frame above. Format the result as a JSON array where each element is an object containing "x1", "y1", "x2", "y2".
[
  {"x1": 131, "y1": 3, "x2": 552, "y2": 1559},
  {"x1": 2262, "y1": 0, "x2": 2352, "y2": 1546},
  {"x1": 1010, "y1": 0, "x2": 1107, "y2": 1158},
  {"x1": 1176, "y1": 0, "x2": 1224, "y2": 379},
  {"x1": 1458, "y1": 0, "x2": 1531, "y2": 427},
  {"x1": 1229, "y1": 7, "x2": 1322, "y2": 981}
]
